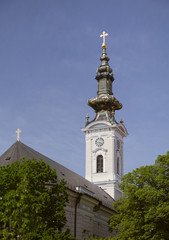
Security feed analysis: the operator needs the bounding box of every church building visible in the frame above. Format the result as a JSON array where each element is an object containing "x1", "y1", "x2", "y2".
[{"x1": 0, "y1": 32, "x2": 127, "y2": 239}]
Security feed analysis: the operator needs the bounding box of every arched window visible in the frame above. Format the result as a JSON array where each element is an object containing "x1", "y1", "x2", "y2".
[
  {"x1": 97, "y1": 155, "x2": 103, "y2": 173},
  {"x1": 117, "y1": 157, "x2": 120, "y2": 175}
]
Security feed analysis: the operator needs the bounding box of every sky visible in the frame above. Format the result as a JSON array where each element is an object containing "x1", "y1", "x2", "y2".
[{"x1": 0, "y1": 0, "x2": 169, "y2": 176}]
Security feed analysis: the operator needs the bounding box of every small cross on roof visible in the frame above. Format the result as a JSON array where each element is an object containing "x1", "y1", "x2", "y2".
[{"x1": 16, "y1": 128, "x2": 21, "y2": 141}]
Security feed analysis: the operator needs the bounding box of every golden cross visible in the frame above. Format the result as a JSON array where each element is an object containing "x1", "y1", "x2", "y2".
[
  {"x1": 100, "y1": 31, "x2": 108, "y2": 46},
  {"x1": 16, "y1": 128, "x2": 21, "y2": 141}
]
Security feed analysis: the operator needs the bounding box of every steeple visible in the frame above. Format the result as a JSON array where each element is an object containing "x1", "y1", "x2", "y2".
[
  {"x1": 87, "y1": 31, "x2": 122, "y2": 124},
  {"x1": 82, "y1": 32, "x2": 128, "y2": 200}
]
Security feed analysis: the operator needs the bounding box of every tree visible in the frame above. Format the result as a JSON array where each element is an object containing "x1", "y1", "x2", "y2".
[
  {"x1": 109, "y1": 152, "x2": 169, "y2": 240},
  {"x1": 0, "y1": 158, "x2": 75, "y2": 240}
]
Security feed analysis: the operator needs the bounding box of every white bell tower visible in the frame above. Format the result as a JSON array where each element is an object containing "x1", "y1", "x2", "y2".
[{"x1": 82, "y1": 32, "x2": 128, "y2": 200}]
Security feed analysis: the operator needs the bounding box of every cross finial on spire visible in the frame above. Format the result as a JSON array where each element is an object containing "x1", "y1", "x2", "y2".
[
  {"x1": 16, "y1": 128, "x2": 21, "y2": 141},
  {"x1": 100, "y1": 31, "x2": 108, "y2": 48}
]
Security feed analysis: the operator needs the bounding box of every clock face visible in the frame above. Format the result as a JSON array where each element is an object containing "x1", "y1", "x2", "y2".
[
  {"x1": 117, "y1": 139, "x2": 121, "y2": 150},
  {"x1": 95, "y1": 137, "x2": 104, "y2": 147}
]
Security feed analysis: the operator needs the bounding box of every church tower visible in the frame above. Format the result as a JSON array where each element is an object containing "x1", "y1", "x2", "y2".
[{"x1": 82, "y1": 32, "x2": 128, "y2": 200}]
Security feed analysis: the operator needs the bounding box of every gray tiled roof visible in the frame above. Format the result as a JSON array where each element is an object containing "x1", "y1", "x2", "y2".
[{"x1": 0, "y1": 141, "x2": 114, "y2": 209}]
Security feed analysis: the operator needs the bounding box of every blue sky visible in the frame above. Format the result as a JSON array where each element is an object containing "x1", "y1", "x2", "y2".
[{"x1": 0, "y1": 0, "x2": 169, "y2": 176}]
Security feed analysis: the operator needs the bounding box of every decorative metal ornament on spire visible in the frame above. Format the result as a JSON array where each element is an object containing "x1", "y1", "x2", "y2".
[
  {"x1": 16, "y1": 128, "x2": 21, "y2": 141},
  {"x1": 100, "y1": 31, "x2": 108, "y2": 48}
]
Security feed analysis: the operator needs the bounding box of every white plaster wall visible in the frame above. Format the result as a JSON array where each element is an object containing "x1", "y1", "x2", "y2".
[{"x1": 83, "y1": 122, "x2": 127, "y2": 200}]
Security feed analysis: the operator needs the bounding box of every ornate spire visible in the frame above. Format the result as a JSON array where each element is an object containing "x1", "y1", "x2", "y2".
[
  {"x1": 87, "y1": 32, "x2": 122, "y2": 124},
  {"x1": 95, "y1": 41, "x2": 114, "y2": 95}
]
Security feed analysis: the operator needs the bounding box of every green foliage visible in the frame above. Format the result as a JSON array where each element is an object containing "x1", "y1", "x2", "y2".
[
  {"x1": 88, "y1": 237, "x2": 112, "y2": 240},
  {"x1": 0, "y1": 158, "x2": 75, "y2": 239},
  {"x1": 109, "y1": 152, "x2": 169, "y2": 240}
]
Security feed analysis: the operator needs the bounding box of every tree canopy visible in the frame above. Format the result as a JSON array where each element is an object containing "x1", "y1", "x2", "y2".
[
  {"x1": 109, "y1": 152, "x2": 169, "y2": 240},
  {"x1": 0, "y1": 158, "x2": 75, "y2": 240}
]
